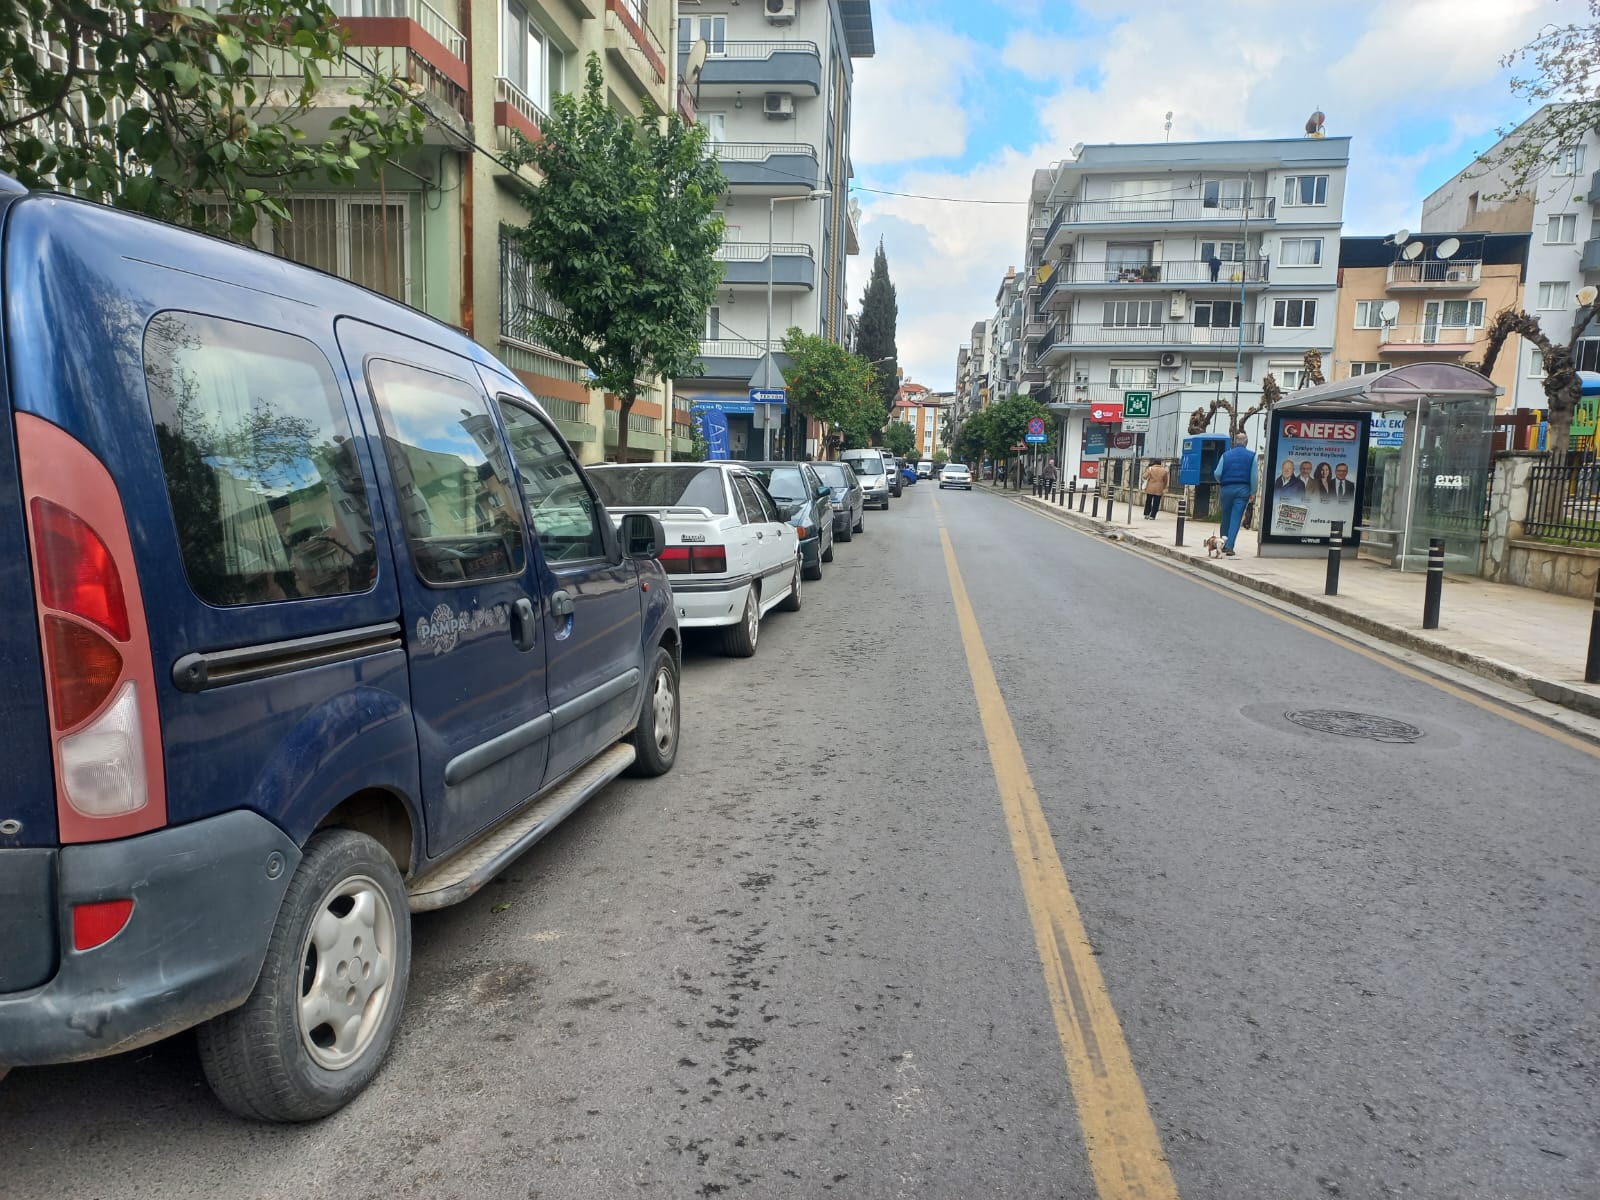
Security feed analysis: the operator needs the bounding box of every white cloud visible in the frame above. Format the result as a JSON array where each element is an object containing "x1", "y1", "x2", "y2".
[{"x1": 848, "y1": 0, "x2": 1566, "y2": 391}]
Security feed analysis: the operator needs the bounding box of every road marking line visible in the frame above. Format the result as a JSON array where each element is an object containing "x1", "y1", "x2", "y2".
[
  {"x1": 1007, "y1": 495, "x2": 1600, "y2": 761},
  {"x1": 933, "y1": 497, "x2": 1179, "y2": 1200}
]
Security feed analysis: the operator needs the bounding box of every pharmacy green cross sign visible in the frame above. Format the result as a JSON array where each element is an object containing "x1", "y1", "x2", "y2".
[{"x1": 1123, "y1": 391, "x2": 1152, "y2": 418}]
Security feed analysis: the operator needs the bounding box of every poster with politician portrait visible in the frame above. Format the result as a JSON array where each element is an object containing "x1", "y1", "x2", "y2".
[{"x1": 1265, "y1": 412, "x2": 1370, "y2": 544}]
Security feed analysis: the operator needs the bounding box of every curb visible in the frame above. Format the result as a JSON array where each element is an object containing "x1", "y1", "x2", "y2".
[{"x1": 1011, "y1": 492, "x2": 1600, "y2": 721}]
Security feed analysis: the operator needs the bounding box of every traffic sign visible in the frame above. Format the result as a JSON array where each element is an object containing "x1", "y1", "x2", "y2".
[
  {"x1": 749, "y1": 388, "x2": 787, "y2": 405},
  {"x1": 1123, "y1": 390, "x2": 1152, "y2": 419},
  {"x1": 1121, "y1": 417, "x2": 1152, "y2": 433},
  {"x1": 1026, "y1": 416, "x2": 1046, "y2": 435},
  {"x1": 1111, "y1": 431, "x2": 1138, "y2": 450}
]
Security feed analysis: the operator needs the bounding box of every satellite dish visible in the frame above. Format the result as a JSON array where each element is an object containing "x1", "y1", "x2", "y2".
[
  {"x1": 1379, "y1": 300, "x2": 1400, "y2": 322},
  {"x1": 685, "y1": 38, "x2": 709, "y2": 87},
  {"x1": 1305, "y1": 110, "x2": 1326, "y2": 137},
  {"x1": 1070, "y1": 143, "x2": 1085, "y2": 158},
  {"x1": 1402, "y1": 240, "x2": 1425, "y2": 260},
  {"x1": 1390, "y1": 228, "x2": 1411, "y2": 245},
  {"x1": 1435, "y1": 237, "x2": 1461, "y2": 260},
  {"x1": 1579, "y1": 286, "x2": 1599, "y2": 306}
]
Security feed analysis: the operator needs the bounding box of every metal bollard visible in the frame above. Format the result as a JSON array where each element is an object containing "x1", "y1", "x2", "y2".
[
  {"x1": 1090, "y1": 480, "x2": 1100, "y2": 518},
  {"x1": 1325, "y1": 520, "x2": 1343, "y2": 596},
  {"x1": 1105, "y1": 479, "x2": 1115, "y2": 523},
  {"x1": 1175, "y1": 495, "x2": 1186, "y2": 547},
  {"x1": 1587, "y1": 570, "x2": 1600, "y2": 684},
  {"x1": 1079, "y1": 482, "x2": 1087, "y2": 511},
  {"x1": 1422, "y1": 537, "x2": 1445, "y2": 629}
]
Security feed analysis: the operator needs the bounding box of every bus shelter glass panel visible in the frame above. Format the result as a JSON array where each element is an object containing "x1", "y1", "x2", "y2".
[{"x1": 1405, "y1": 394, "x2": 1495, "y2": 574}]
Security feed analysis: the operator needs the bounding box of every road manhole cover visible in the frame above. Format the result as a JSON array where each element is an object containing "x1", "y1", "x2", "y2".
[{"x1": 1283, "y1": 710, "x2": 1424, "y2": 744}]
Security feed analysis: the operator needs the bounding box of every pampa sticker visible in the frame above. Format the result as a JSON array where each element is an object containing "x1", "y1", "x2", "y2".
[{"x1": 416, "y1": 602, "x2": 509, "y2": 655}]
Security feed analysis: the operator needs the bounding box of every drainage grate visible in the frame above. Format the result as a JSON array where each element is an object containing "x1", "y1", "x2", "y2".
[{"x1": 1284, "y1": 710, "x2": 1424, "y2": 744}]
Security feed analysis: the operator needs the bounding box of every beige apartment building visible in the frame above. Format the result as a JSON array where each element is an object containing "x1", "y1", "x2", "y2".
[{"x1": 1333, "y1": 233, "x2": 1530, "y2": 406}]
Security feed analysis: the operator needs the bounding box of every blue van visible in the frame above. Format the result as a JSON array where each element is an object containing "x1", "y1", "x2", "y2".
[{"x1": 0, "y1": 179, "x2": 681, "y2": 1120}]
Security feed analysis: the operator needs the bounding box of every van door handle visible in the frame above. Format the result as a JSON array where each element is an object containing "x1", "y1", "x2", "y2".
[
  {"x1": 510, "y1": 597, "x2": 537, "y2": 650},
  {"x1": 550, "y1": 590, "x2": 575, "y2": 618}
]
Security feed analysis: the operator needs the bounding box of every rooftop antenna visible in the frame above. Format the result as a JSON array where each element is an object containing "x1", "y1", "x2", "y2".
[
  {"x1": 1305, "y1": 109, "x2": 1326, "y2": 138},
  {"x1": 1386, "y1": 227, "x2": 1411, "y2": 246},
  {"x1": 1164, "y1": 111, "x2": 1173, "y2": 142}
]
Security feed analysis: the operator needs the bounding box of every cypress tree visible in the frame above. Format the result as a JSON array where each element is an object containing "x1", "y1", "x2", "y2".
[{"x1": 856, "y1": 241, "x2": 900, "y2": 422}]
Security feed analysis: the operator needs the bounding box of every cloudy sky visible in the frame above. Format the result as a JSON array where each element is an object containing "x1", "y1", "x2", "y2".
[{"x1": 843, "y1": 0, "x2": 1569, "y2": 391}]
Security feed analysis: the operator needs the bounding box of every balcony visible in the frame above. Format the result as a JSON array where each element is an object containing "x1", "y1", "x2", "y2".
[
  {"x1": 713, "y1": 141, "x2": 820, "y2": 192},
  {"x1": 1022, "y1": 320, "x2": 1049, "y2": 344},
  {"x1": 696, "y1": 40, "x2": 824, "y2": 95},
  {"x1": 1041, "y1": 259, "x2": 1270, "y2": 302},
  {"x1": 714, "y1": 241, "x2": 815, "y2": 289},
  {"x1": 695, "y1": 337, "x2": 773, "y2": 381},
  {"x1": 1377, "y1": 323, "x2": 1481, "y2": 355},
  {"x1": 604, "y1": 0, "x2": 668, "y2": 96},
  {"x1": 493, "y1": 77, "x2": 545, "y2": 150},
  {"x1": 676, "y1": 78, "x2": 696, "y2": 124},
  {"x1": 1052, "y1": 195, "x2": 1274, "y2": 232},
  {"x1": 1044, "y1": 322, "x2": 1265, "y2": 353},
  {"x1": 1583, "y1": 239, "x2": 1600, "y2": 274},
  {"x1": 1385, "y1": 260, "x2": 1483, "y2": 290}
]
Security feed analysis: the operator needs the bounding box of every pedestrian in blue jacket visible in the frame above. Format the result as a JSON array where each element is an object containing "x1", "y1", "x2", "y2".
[{"x1": 1212, "y1": 431, "x2": 1258, "y2": 556}]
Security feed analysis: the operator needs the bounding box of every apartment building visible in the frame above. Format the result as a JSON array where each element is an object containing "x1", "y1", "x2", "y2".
[
  {"x1": 1027, "y1": 137, "x2": 1349, "y2": 481},
  {"x1": 1333, "y1": 234, "x2": 1530, "y2": 402},
  {"x1": 1422, "y1": 107, "x2": 1600, "y2": 410},
  {"x1": 677, "y1": 0, "x2": 874, "y2": 459},
  {"x1": 890, "y1": 384, "x2": 949, "y2": 461}
]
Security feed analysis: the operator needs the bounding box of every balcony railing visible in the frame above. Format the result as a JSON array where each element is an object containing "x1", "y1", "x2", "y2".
[
  {"x1": 604, "y1": 0, "x2": 667, "y2": 87},
  {"x1": 711, "y1": 39, "x2": 822, "y2": 59},
  {"x1": 328, "y1": 0, "x2": 465, "y2": 59},
  {"x1": 1376, "y1": 323, "x2": 1482, "y2": 349},
  {"x1": 1056, "y1": 196, "x2": 1273, "y2": 225},
  {"x1": 1049, "y1": 322, "x2": 1266, "y2": 346},
  {"x1": 715, "y1": 241, "x2": 814, "y2": 262},
  {"x1": 494, "y1": 76, "x2": 546, "y2": 145},
  {"x1": 698, "y1": 338, "x2": 769, "y2": 358},
  {"x1": 1048, "y1": 259, "x2": 1270, "y2": 286},
  {"x1": 1385, "y1": 260, "x2": 1483, "y2": 288},
  {"x1": 694, "y1": 39, "x2": 823, "y2": 94},
  {"x1": 713, "y1": 141, "x2": 820, "y2": 190}
]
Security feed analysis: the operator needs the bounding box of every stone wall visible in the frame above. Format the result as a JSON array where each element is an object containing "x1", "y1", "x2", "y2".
[{"x1": 1483, "y1": 452, "x2": 1600, "y2": 599}]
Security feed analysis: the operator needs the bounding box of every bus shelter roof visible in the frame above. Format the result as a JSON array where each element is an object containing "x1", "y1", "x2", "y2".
[{"x1": 1275, "y1": 362, "x2": 1500, "y2": 415}]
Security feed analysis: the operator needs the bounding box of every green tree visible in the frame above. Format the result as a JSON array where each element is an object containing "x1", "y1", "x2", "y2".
[
  {"x1": 883, "y1": 420, "x2": 915, "y2": 459},
  {"x1": 856, "y1": 240, "x2": 899, "y2": 417},
  {"x1": 503, "y1": 53, "x2": 724, "y2": 462},
  {"x1": 0, "y1": 0, "x2": 426, "y2": 238},
  {"x1": 780, "y1": 327, "x2": 877, "y2": 456},
  {"x1": 1486, "y1": 3, "x2": 1600, "y2": 194}
]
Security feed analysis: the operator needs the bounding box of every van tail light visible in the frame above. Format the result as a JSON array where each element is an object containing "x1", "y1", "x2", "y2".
[
  {"x1": 688, "y1": 545, "x2": 727, "y2": 574},
  {"x1": 72, "y1": 898, "x2": 134, "y2": 951},
  {"x1": 18, "y1": 414, "x2": 166, "y2": 843}
]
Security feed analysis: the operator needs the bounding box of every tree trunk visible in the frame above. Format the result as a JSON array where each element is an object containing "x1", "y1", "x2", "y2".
[{"x1": 615, "y1": 394, "x2": 634, "y2": 463}]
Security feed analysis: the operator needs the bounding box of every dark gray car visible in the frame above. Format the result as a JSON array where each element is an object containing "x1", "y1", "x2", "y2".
[{"x1": 810, "y1": 460, "x2": 864, "y2": 541}]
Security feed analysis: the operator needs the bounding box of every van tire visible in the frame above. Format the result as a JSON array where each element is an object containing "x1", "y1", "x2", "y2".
[
  {"x1": 196, "y1": 830, "x2": 411, "y2": 1122},
  {"x1": 626, "y1": 645, "x2": 679, "y2": 777},
  {"x1": 723, "y1": 589, "x2": 759, "y2": 658}
]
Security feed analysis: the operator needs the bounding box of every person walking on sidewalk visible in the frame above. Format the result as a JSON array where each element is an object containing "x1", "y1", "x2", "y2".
[
  {"x1": 1212, "y1": 432, "x2": 1257, "y2": 556},
  {"x1": 1042, "y1": 458, "x2": 1057, "y2": 493},
  {"x1": 1141, "y1": 458, "x2": 1169, "y2": 520}
]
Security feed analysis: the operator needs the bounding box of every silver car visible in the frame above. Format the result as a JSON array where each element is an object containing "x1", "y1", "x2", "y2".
[
  {"x1": 842, "y1": 448, "x2": 891, "y2": 509},
  {"x1": 938, "y1": 463, "x2": 972, "y2": 490}
]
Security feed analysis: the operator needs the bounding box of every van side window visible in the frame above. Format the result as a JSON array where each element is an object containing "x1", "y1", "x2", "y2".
[
  {"x1": 143, "y1": 312, "x2": 377, "y2": 606},
  {"x1": 365, "y1": 359, "x2": 527, "y2": 585},
  {"x1": 494, "y1": 399, "x2": 607, "y2": 563}
]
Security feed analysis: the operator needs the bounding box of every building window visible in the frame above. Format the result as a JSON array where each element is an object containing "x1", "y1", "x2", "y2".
[
  {"x1": 1189, "y1": 365, "x2": 1226, "y2": 385},
  {"x1": 1349, "y1": 361, "x2": 1391, "y2": 377},
  {"x1": 502, "y1": 1, "x2": 564, "y2": 113},
  {"x1": 1202, "y1": 179, "x2": 1251, "y2": 210},
  {"x1": 1272, "y1": 298, "x2": 1318, "y2": 328},
  {"x1": 1282, "y1": 175, "x2": 1329, "y2": 206},
  {"x1": 1199, "y1": 240, "x2": 1246, "y2": 263},
  {"x1": 1555, "y1": 145, "x2": 1586, "y2": 176},
  {"x1": 499, "y1": 231, "x2": 568, "y2": 349},
  {"x1": 1109, "y1": 363, "x2": 1158, "y2": 389},
  {"x1": 700, "y1": 112, "x2": 726, "y2": 143},
  {"x1": 276, "y1": 196, "x2": 410, "y2": 304},
  {"x1": 1279, "y1": 237, "x2": 1323, "y2": 266},
  {"x1": 677, "y1": 15, "x2": 726, "y2": 54},
  {"x1": 1546, "y1": 213, "x2": 1578, "y2": 244},
  {"x1": 1537, "y1": 281, "x2": 1569, "y2": 310},
  {"x1": 1192, "y1": 299, "x2": 1241, "y2": 328},
  {"x1": 1530, "y1": 349, "x2": 1545, "y2": 376},
  {"x1": 1102, "y1": 300, "x2": 1161, "y2": 328},
  {"x1": 1271, "y1": 362, "x2": 1307, "y2": 390},
  {"x1": 1354, "y1": 300, "x2": 1391, "y2": 328},
  {"x1": 704, "y1": 306, "x2": 720, "y2": 338},
  {"x1": 1428, "y1": 299, "x2": 1486, "y2": 328}
]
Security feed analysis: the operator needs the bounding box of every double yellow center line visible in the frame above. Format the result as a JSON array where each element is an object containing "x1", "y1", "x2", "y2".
[{"x1": 934, "y1": 496, "x2": 1179, "y2": 1200}]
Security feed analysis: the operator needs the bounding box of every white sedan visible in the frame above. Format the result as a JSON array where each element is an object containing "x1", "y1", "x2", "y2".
[{"x1": 939, "y1": 463, "x2": 973, "y2": 490}]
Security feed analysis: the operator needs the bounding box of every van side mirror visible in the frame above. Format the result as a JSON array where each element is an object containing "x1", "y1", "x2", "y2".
[{"x1": 619, "y1": 512, "x2": 666, "y2": 559}]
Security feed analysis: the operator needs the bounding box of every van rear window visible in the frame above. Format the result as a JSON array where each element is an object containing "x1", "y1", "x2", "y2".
[{"x1": 144, "y1": 313, "x2": 377, "y2": 606}]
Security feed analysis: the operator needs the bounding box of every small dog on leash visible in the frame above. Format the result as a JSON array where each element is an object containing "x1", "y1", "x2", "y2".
[{"x1": 1203, "y1": 534, "x2": 1224, "y2": 558}]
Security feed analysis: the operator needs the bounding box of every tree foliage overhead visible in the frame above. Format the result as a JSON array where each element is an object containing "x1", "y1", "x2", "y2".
[
  {"x1": 1475, "y1": 304, "x2": 1593, "y2": 461},
  {"x1": 856, "y1": 240, "x2": 899, "y2": 418},
  {"x1": 0, "y1": 0, "x2": 426, "y2": 238},
  {"x1": 504, "y1": 53, "x2": 724, "y2": 461},
  {"x1": 883, "y1": 420, "x2": 914, "y2": 459},
  {"x1": 779, "y1": 326, "x2": 881, "y2": 451},
  {"x1": 1487, "y1": 2, "x2": 1600, "y2": 195}
]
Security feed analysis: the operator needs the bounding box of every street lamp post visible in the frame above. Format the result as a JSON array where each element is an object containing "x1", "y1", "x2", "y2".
[{"x1": 763, "y1": 189, "x2": 829, "y2": 460}]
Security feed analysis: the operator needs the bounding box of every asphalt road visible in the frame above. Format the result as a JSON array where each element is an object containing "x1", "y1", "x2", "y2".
[{"x1": 4, "y1": 481, "x2": 1596, "y2": 1200}]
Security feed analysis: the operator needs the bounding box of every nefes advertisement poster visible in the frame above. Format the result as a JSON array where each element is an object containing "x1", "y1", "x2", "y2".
[{"x1": 1267, "y1": 415, "x2": 1364, "y2": 540}]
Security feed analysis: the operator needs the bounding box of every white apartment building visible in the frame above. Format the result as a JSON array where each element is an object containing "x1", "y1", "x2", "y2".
[
  {"x1": 1422, "y1": 106, "x2": 1598, "y2": 408},
  {"x1": 1029, "y1": 137, "x2": 1349, "y2": 481},
  {"x1": 676, "y1": 0, "x2": 873, "y2": 458}
]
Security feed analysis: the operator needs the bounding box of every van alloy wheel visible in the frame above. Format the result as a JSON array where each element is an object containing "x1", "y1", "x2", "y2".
[
  {"x1": 297, "y1": 874, "x2": 399, "y2": 1071},
  {"x1": 650, "y1": 664, "x2": 675, "y2": 758}
]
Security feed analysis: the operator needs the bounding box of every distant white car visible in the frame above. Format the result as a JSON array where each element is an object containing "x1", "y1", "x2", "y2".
[
  {"x1": 916, "y1": 459, "x2": 934, "y2": 479},
  {"x1": 939, "y1": 463, "x2": 972, "y2": 490},
  {"x1": 587, "y1": 463, "x2": 801, "y2": 657}
]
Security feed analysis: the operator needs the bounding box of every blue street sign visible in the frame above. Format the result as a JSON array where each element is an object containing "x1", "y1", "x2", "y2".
[
  {"x1": 749, "y1": 388, "x2": 787, "y2": 407},
  {"x1": 1025, "y1": 433, "x2": 1047, "y2": 444}
]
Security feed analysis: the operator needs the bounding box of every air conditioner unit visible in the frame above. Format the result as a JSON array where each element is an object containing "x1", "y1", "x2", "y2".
[
  {"x1": 1168, "y1": 292, "x2": 1188, "y2": 319},
  {"x1": 1159, "y1": 352, "x2": 1182, "y2": 369},
  {"x1": 763, "y1": 92, "x2": 795, "y2": 119},
  {"x1": 765, "y1": 0, "x2": 797, "y2": 24}
]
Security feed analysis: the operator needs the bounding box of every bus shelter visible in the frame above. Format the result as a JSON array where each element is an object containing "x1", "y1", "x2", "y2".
[{"x1": 1258, "y1": 362, "x2": 1500, "y2": 573}]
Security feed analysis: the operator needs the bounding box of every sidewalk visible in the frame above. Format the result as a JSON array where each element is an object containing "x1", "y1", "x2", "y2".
[{"x1": 1011, "y1": 487, "x2": 1600, "y2": 719}]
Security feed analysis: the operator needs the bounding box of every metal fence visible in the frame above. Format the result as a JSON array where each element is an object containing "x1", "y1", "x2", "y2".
[
  {"x1": 1524, "y1": 460, "x2": 1600, "y2": 545},
  {"x1": 1426, "y1": 469, "x2": 1493, "y2": 537}
]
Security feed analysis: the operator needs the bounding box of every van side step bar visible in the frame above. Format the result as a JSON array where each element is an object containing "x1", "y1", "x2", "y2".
[{"x1": 406, "y1": 742, "x2": 637, "y2": 912}]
